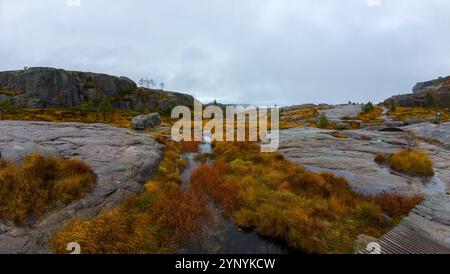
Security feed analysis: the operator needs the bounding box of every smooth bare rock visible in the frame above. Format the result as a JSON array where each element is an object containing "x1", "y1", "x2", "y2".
[
  {"x1": 406, "y1": 122, "x2": 450, "y2": 146},
  {"x1": 399, "y1": 194, "x2": 450, "y2": 248},
  {"x1": 318, "y1": 104, "x2": 362, "y2": 121},
  {"x1": 131, "y1": 113, "x2": 161, "y2": 130},
  {"x1": 279, "y1": 127, "x2": 450, "y2": 195},
  {"x1": 0, "y1": 121, "x2": 164, "y2": 254}
]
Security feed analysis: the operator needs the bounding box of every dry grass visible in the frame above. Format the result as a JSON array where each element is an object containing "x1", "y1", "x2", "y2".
[
  {"x1": 180, "y1": 141, "x2": 200, "y2": 153},
  {"x1": 388, "y1": 107, "x2": 450, "y2": 122},
  {"x1": 370, "y1": 193, "x2": 424, "y2": 219},
  {"x1": 389, "y1": 149, "x2": 435, "y2": 177},
  {"x1": 50, "y1": 135, "x2": 210, "y2": 254},
  {"x1": 2, "y1": 108, "x2": 174, "y2": 129},
  {"x1": 2, "y1": 108, "x2": 135, "y2": 128},
  {"x1": 280, "y1": 106, "x2": 320, "y2": 129},
  {"x1": 326, "y1": 131, "x2": 350, "y2": 139},
  {"x1": 357, "y1": 107, "x2": 384, "y2": 123},
  {"x1": 189, "y1": 141, "x2": 421, "y2": 254},
  {"x1": 374, "y1": 153, "x2": 388, "y2": 164},
  {"x1": 0, "y1": 154, "x2": 95, "y2": 223}
]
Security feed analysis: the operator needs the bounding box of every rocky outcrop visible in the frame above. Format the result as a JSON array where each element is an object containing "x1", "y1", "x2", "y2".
[
  {"x1": 0, "y1": 67, "x2": 195, "y2": 112},
  {"x1": 0, "y1": 121, "x2": 164, "y2": 253},
  {"x1": 131, "y1": 113, "x2": 161, "y2": 130},
  {"x1": 413, "y1": 76, "x2": 450, "y2": 93},
  {"x1": 385, "y1": 76, "x2": 450, "y2": 108}
]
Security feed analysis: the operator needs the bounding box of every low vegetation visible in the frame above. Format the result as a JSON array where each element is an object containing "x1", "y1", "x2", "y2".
[
  {"x1": 374, "y1": 153, "x2": 388, "y2": 164},
  {"x1": 0, "y1": 105, "x2": 174, "y2": 129},
  {"x1": 361, "y1": 102, "x2": 375, "y2": 113},
  {"x1": 370, "y1": 193, "x2": 424, "y2": 219},
  {"x1": 50, "y1": 135, "x2": 210, "y2": 254},
  {"x1": 357, "y1": 105, "x2": 384, "y2": 124},
  {"x1": 389, "y1": 149, "x2": 435, "y2": 177},
  {"x1": 318, "y1": 113, "x2": 330, "y2": 129},
  {"x1": 279, "y1": 106, "x2": 320, "y2": 129},
  {"x1": 0, "y1": 99, "x2": 18, "y2": 120},
  {"x1": 180, "y1": 141, "x2": 200, "y2": 153},
  {"x1": 190, "y1": 141, "x2": 421, "y2": 253},
  {"x1": 0, "y1": 154, "x2": 95, "y2": 223},
  {"x1": 374, "y1": 149, "x2": 435, "y2": 177},
  {"x1": 326, "y1": 131, "x2": 350, "y2": 139},
  {"x1": 358, "y1": 110, "x2": 384, "y2": 124},
  {"x1": 388, "y1": 107, "x2": 449, "y2": 123}
]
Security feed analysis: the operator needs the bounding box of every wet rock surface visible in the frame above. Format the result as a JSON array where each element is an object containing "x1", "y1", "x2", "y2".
[
  {"x1": 400, "y1": 194, "x2": 450, "y2": 248},
  {"x1": 0, "y1": 121, "x2": 164, "y2": 253},
  {"x1": 279, "y1": 126, "x2": 450, "y2": 195},
  {"x1": 280, "y1": 123, "x2": 450, "y2": 249}
]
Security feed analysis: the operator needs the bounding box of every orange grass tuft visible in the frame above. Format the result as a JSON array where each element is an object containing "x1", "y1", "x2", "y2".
[{"x1": 0, "y1": 154, "x2": 95, "y2": 223}]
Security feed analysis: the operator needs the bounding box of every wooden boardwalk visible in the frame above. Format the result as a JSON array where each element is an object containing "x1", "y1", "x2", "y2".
[{"x1": 359, "y1": 224, "x2": 450, "y2": 254}]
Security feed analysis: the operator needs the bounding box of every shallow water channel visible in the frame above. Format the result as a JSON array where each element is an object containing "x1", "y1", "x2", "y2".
[{"x1": 178, "y1": 135, "x2": 290, "y2": 254}]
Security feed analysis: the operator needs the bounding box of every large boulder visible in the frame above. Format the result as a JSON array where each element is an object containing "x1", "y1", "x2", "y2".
[
  {"x1": 131, "y1": 113, "x2": 161, "y2": 130},
  {"x1": 0, "y1": 67, "x2": 195, "y2": 112}
]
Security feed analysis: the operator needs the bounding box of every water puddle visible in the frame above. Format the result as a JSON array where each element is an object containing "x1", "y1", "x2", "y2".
[{"x1": 425, "y1": 176, "x2": 446, "y2": 195}]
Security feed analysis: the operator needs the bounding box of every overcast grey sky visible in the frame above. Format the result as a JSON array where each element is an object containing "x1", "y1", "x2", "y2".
[{"x1": 1, "y1": 0, "x2": 450, "y2": 106}]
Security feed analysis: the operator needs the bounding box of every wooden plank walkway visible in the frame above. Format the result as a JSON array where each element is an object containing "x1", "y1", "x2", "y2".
[{"x1": 359, "y1": 224, "x2": 450, "y2": 254}]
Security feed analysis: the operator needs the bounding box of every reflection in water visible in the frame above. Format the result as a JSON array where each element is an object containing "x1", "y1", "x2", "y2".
[{"x1": 178, "y1": 134, "x2": 289, "y2": 254}]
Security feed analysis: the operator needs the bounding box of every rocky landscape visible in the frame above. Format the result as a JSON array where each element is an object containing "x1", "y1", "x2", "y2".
[
  {"x1": 279, "y1": 105, "x2": 450, "y2": 249},
  {"x1": 0, "y1": 67, "x2": 194, "y2": 113},
  {"x1": 1, "y1": 68, "x2": 450, "y2": 253},
  {"x1": 0, "y1": 121, "x2": 163, "y2": 253},
  {"x1": 386, "y1": 75, "x2": 450, "y2": 108}
]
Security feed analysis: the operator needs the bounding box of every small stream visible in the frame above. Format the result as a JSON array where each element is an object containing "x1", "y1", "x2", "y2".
[{"x1": 178, "y1": 134, "x2": 290, "y2": 254}]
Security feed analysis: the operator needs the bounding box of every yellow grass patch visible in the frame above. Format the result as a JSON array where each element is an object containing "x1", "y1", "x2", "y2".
[
  {"x1": 388, "y1": 107, "x2": 450, "y2": 122},
  {"x1": 357, "y1": 107, "x2": 384, "y2": 123},
  {"x1": 0, "y1": 154, "x2": 95, "y2": 223},
  {"x1": 389, "y1": 149, "x2": 435, "y2": 177}
]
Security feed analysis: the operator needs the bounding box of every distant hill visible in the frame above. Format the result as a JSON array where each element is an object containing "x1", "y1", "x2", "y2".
[
  {"x1": 0, "y1": 67, "x2": 194, "y2": 113},
  {"x1": 385, "y1": 76, "x2": 450, "y2": 108}
]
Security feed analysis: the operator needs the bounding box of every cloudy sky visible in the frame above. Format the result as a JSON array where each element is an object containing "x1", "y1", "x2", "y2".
[{"x1": 1, "y1": 0, "x2": 450, "y2": 106}]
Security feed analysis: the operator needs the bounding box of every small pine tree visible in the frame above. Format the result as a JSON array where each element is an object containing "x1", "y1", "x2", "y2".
[
  {"x1": 362, "y1": 102, "x2": 374, "y2": 113},
  {"x1": 0, "y1": 99, "x2": 17, "y2": 120},
  {"x1": 318, "y1": 113, "x2": 330, "y2": 129},
  {"x1": 97, "y1": 98, "x2": 113, "y2": 121}
]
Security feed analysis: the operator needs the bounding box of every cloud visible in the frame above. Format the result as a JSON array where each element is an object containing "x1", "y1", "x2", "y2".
[
  {"x1": 366, "y1": 0, "x2": 382, "y2": 7},
  {"x1": 1, "y1": 0, "x2": 450, "y2": 106},
  {"x1": 66, "y1": 0, "x2": 81, "y2": 7}
]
